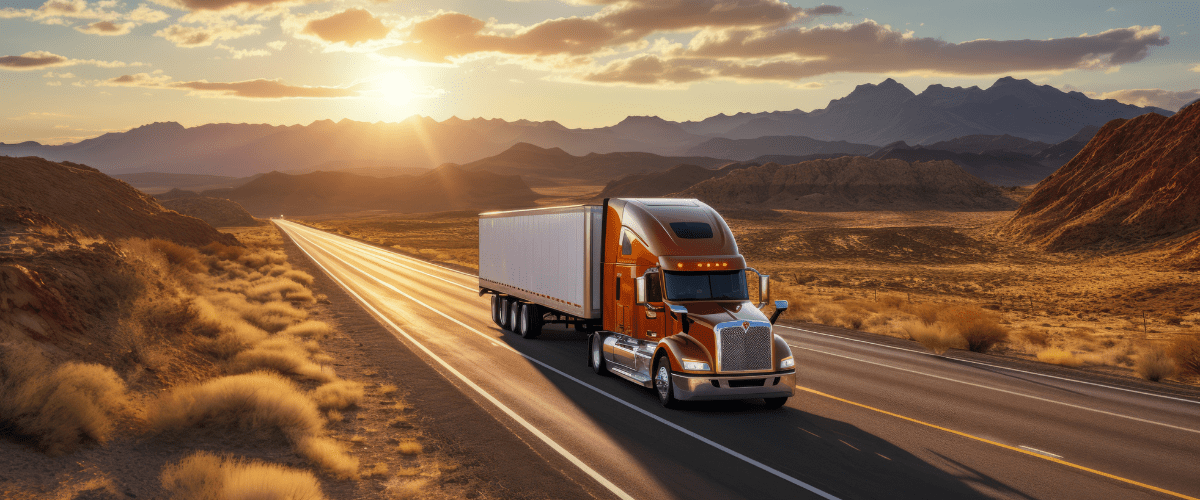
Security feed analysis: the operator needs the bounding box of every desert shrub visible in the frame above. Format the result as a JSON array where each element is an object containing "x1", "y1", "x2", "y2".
[
  {"x1": 0, "y1": 346, "x2": 131, "y2": 456},
  {"x1": 227, "y1": 341, "x2": 336, "y2": 383},
  {"x1": 898, "y1": 320, "x2": 962, "y2": 354},
  {"x1": 148, "y1": 239, "x2": 206, "y2": 273},
  {"x1": 912, "y1": 303, "x2": 944, "y2": 326},
  {"x1": 1164, "y1": 315, "x2": 1184, "y2": 326},
  {"x1": 238, "y1": 249, "x2": 287, "y2": 269},
  {"x1": 297, "y1": 436, "x2": 359, "y2": 479},
  {"x1": 281, "y1": 270, "x2": 315, "y2": 286},
  {"x1": 844, "y1": 314, "x2": 866, "y2": 330},
  {"x1": 396, "y1": 440, "x2": 423, "y2": 455},
  {"x1": 1169, "y1": 337, "x2": 1200, "y2": 376},
  {"x1": 942, "y1": 307, "x2": 1008, "y2": 353},
  {"x1": 311, "y1": 380, "x2": 364, "y2": 410},
  {"x1": 245, "y1": 279, "x2": 314, "y2": 304},
  {"x1": 1016, "y1": 328, "x2": 1050, "y2": 347},
  {"x1": 812, "y1": 306, "x2": 839, "y2": 325},
  {"x1": 879, "y1": 295, "x2": 906, "y2": 309},
  {"x1": 1066, "y1": 328, "x2": 1096, "y2": 342},
  {"x1": 149, "y1": 371, "x2": 324, "y2": 439},
  {"x1": 1036, "y1": 348, "x2": 1082, "y2": 368},
  {"x1": 362, "y1": 463, "x2": 389, "y2": 479},
  {"x1": 281, "y1": 321, "x2": 334, "y2": 340},
  {"x1": 201, "y1": 242, "x2": 247, "y2": 262},
  {"x1": 161, "y1": 452, "x2": 325, "y2": 500},
  {"x1": 1135, "y1": 347, "x2": 1176, "y2": 382}
]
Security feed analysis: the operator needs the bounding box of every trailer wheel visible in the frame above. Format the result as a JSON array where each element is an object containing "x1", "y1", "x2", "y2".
[
  {"x1": 762, "y1": 397, "x2": 788, "y2": 410},
  {"x1": 508, "y1": 300, "x2": 521, "y2": 333},
  {"x1": 497, "y1": 298, "x2": 510, "y2": 330},
  {"x1": 654, "y1": 355, "x2": 678, "y2": 408},
  {"x1": 590, "y1": 334, "x2": 609, "y2": 375},
  {"x1": 490, "y1": 295, "x2": 502, "y2": 326},
  {"x1": 519, "y1": 303, "x2": 542, "y2": 339}
]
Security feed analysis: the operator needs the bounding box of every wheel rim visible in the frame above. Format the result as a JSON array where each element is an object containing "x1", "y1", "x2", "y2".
[
  {"x1": 511, "y1": 306, "x2": 519, "y2": 331},
  {"x1": 655, "y1": 365, "x2": 670, "y2": 401},
  {"x1": 518, "y1": 305, "x2": 527, "y2": 333}
]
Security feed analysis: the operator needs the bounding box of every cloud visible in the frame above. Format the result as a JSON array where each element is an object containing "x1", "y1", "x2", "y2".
[
  {"x1": 1096, "y1": 88, "x2": 1200, "y2": 111},
  {"x1": 267, "y1": 40, "x2": 286, "y2": 50},
  {"x1": 99, "y1": 72, "x2": 362, "y2": 98},
  {"x1": 301, "y1": 8, "x2": 390, "y2": 45},
  {"x1": 379, "y1": 2, "x2": 843, "y2": 63},
  {"x1": 0, "y1": 50, "x2": 147, "y2": 70},
  {"x1": 75, "y1": 20, "x2": 134, "y2": 35},
  {"x1": 583, "y1": 22, "x2": 1170, "y2": 84},
  {"x1": 43, "y1": 71, "x2": 76, "y2": 78},
  {"x1": 155, "y1": 21, "x2": 262, "y2": 47},
  {"x1": 150, "y1": 0, "x2": 305, "y2": 17},
  {"x1": 216, "y1": 44, "x2": 271, "y2": 58},
  {"x1": 126, "y1": 4, "x2": 170, "y2": 23},
  {"x1": 1191, "y1": 63, "x2": 1200, "y2": 73},
  {"x1": 582, "y1": 54, "x2": 708, "y2": 84}
]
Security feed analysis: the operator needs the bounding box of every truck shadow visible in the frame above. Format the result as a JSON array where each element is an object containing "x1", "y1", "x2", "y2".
[{"x1": 497, "y1": 326, "x2": 1030, "y2": 500}]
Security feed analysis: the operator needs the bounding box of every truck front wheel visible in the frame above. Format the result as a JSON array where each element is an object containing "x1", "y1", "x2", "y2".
[
  {"x1": 763, "y1": 397, "x2": 788, "y2": 410},
  {"x1": 654, "y1": 355, "x2": 678, "y2": 408},
  {"x1": 590, "y1": 335, "x2": 609, "y2": 375}
]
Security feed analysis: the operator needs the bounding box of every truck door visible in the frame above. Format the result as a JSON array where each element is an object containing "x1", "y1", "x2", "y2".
[
  {"x1": 636, "y1": 270, "x2": 666, "y2": 341},
  {"x1": 616, "y1": 265, "x2": 635, "y2": 334}
]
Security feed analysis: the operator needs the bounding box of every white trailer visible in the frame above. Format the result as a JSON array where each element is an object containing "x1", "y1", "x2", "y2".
[{"x1": 479, "y1": 205, "x2": 603, "y2": 337}]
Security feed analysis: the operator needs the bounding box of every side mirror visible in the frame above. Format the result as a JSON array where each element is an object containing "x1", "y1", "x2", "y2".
[
  {"x1": 669, "y1": 304, "x2": 690, "y2": 334},
  {"x1": 770, "y1": 300, "x2": 788, "y2": 324},
  {"x1": 635, "y1": 276, "x2": 647, "y2": 305}
]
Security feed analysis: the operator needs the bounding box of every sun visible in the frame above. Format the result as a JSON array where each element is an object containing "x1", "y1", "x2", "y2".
[{"x1": 375, "y1": 72, "x2": 418, "y2": 107}]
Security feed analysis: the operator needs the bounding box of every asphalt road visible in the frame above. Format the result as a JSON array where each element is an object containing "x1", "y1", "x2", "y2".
[{"x1": 275, "y1": 219, "x2": 1200, "y2": 500}]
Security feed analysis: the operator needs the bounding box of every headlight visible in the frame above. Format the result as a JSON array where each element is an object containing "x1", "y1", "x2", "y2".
[
  {"x1": 682, "y1": 359, "x2": 710, "y2": 371},
  {"x1": 779, "y1": 356, "x2": 794, "y2": 369}
]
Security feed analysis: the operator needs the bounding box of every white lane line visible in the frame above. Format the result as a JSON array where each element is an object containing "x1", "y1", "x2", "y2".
[
  {"x1": 282, "y1": 225, "x2": 842, "y2": 500},
  {"x1": 780, "y1": 325, "x2": 1200, "y2": 405},
  {"x1": 289, "y1": 225, "x2": 476, "y2": 292},
  {"x1": 1018, "y1": 446, "x2": 1063, "y2": 459},
  {"x1": 283, "y1": 221, "x2": 477, "y2": 283},
  {"x1": 791, "y1": 345, "x2": 1200, "y2": 435},
  {"x1": 279, "y1": 223, "x2": 636, "y2": 500},
  {"x1": 284, "y1": 221, "x2": 1200, "y2": 407}
]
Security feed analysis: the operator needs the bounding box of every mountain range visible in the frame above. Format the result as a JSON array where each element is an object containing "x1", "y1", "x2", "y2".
[{"x1": 0, "y1": 77, "x2": 1169, "y2": 177}]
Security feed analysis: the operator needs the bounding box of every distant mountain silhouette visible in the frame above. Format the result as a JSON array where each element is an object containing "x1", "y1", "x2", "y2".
[
  {"x1": 680, "y1": 156, "x2": 1017, "y2": 211},
  {"x1": 203, "y1": 165, "x2": 538, "y2": 216},
  {"x1": 922, "y1": 134, "x2": 1052, "y2": 156},
  {"x1": 458, "y1": 142, "x2": 728, "y2": 185},
  {"x1": 682, "y1": 135, "x2": 877, "y2": 161},
  {"x1": 1004, "y1": 101, "x2": 1200, "y2": 266},
  {"x1": 0, "y1": 76, "x2": 1169, "y2": 176},
  {"x1": 159, "y1": 196, "x2": 260, "y2": 227}
]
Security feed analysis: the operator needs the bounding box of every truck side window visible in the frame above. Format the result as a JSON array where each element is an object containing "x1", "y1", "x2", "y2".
[
  {"x1": 615, "y1": 277, "x2": 621, "y2": 300},
  {"x1": 646, "y1": 272, "x2": 662, "y2": 302},
  {"x1": 620, "y1": 229, "x2": 633, "y2": 255}
]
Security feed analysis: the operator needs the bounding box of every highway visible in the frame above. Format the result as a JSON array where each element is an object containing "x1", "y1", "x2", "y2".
[{"x1": 275, "y1": 219, "x2": 1200, "y2": 500}]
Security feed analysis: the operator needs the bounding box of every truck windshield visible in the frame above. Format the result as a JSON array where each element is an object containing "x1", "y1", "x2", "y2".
[{"x1": 663, "y1": 270, "x2": 748, "y2": 301}]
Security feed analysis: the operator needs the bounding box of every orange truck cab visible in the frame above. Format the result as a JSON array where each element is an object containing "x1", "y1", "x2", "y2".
[{"x1": 479, "y1": 198, "x2": 793, "y2": 408}]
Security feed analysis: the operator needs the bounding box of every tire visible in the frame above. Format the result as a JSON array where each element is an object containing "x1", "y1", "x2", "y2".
[
  {"x1": 520, "y1": 303, "x2": 542, "y2": 339},
  {"x1": 515, "y1": 303, "x2": 528, "y2": 336},
  {"x1": 497, "y1": 297, "x2": 510, "y2": 329},
  {"x1": 654, "y1": 355, "x2": 678, "y2": 408},
  {"x1": 763, "y1": 397, "x2": 788, "y2": 410},
  {"x1": 490, "y1": 295, "x2": 502, "y2": 326},
  {"x1": 590, "y1": 334, "x2": 609, "y2": 375},
  {"x1": 508, "y1": 301, "x2": 521, "y2": 333}
]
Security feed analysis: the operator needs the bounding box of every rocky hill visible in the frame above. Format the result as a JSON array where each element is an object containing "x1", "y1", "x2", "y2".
[
  {"x1": 679, "y1": 156, "x2": 1018, "y2": 211},
  {"x1": 869, "y1": 143, "x2": 1057, "y2": 186},
  {"x1": 597, "y1": 163, "x2": 754, "y2": 199},
  {"x1": 158, "y1": 196, "x2": 261, "y2": 227},
  {"x1": 0, "y1": 156, "x2": 236, "y2": 246},
  {"x1": 459, "y1": 143, "x2": 728, "y2": 185},
  {"x1": 1004, "y1": 101, "x2": 1200, "y2": 263},
  {"x1": 204, "y1": 164, "x2": 538, "y2": 216},
  {"x1": 682, "y1": 135, "x2": 877, "y2": 161}
]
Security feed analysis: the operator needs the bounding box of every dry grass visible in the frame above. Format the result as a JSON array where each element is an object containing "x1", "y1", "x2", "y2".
[
  {"x1": 1015, "y1": 327, "x2": 1051, "y2": 347},
  {"x1": 0, "y1": 345, "x2": 131, "y2": 456},
  {"x1": 362, "y1": 463, "x2": 390, "y2": 479},
  {"x1": 161, "y1": 451, "x2": 326, "y2": 500},
  {"x1": 942, "y1": 306, "x2": 1009, "y2": 353},
  {"x1": 297, "y1": 436, "x2": 359, "y2": 479},
  {"x1": 1135, "y1": 347, "x2": 1177, "y2": 382},
  {"x1": 1037, "y1": 348, "x2": 1082, "y2": 368},
  {"x1": 1171, "y1": 337, "x2": 1200, "y2": 377},
  {"x1": 385, "y1": 478, "x2": 429, "y2": 500},
  {"x1": 898, "y1": 320, "x2": 962, "y2": 355},
  {"x1": 378, "y1": 384, "x2": 398, "y2": 395},
  {"x1": 149, "y1": 371, "x2": 324, "y2": 439},
  {"x1": 311, "y1": 380, "x2": 365, "y2": 410},
  {"x1": 227, "y1": 341, "x2": 337, "y2": 383},
  {"x1": 396, "y1": 440, "x2": 423, "y2": 455},
  {"x1": 281, "y1": 320, "x2": 334, "y2": 339}
]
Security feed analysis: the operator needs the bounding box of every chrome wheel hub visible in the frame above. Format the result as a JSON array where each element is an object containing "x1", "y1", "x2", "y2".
[{"x1": 655, "y1": 365, "x2": 670, "y2": 400}]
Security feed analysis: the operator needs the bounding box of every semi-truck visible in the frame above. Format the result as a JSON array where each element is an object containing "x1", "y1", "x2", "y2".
[{"x1": 478, "y1": 198, "x2": 793, "y2": 408}]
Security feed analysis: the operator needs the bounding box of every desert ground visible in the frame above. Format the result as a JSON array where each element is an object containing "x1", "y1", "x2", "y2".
[{"x1": 300, "y1": 192, "x2": 1200, "y2": 388}]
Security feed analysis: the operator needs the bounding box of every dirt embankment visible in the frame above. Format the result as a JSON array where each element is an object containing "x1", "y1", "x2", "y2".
[
  {"x1": 158, "y1": 196, "x2": 262, "y2": 228},
  {"x1": 1004, "y1": 100, "x2": 1200, "y2": 266}
]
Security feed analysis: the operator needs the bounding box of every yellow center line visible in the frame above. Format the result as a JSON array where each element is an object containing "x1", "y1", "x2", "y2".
[{"x1": 797, "y1": 386, "x2": 1198, "y2": 500}]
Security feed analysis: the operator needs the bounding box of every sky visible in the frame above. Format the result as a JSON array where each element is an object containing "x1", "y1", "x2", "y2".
[{"x1": 1, "y1": 0, "x2": 1198, "y2": 144}]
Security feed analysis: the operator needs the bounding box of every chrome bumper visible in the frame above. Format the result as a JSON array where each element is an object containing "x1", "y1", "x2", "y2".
[{"x1": 671, "y1": 370, "x2": 796, "y2": 401}]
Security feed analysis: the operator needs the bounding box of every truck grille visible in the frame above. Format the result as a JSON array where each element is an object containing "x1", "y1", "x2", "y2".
[{"x1": 718, "y1": 324, "x2": 772, "y2": 372}]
